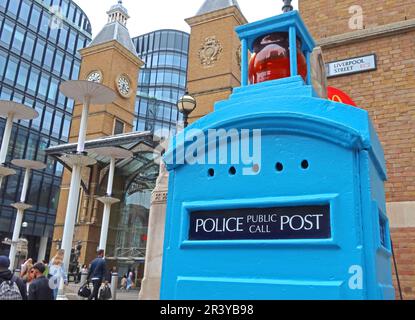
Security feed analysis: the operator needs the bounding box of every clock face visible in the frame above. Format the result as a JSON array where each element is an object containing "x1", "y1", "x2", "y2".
[
  {"x1": 117, "y1": 75, "x2": 131, "y2": 97},
  {"x1": 87, "y1": 71, "x2": 102, "y2": 83}
]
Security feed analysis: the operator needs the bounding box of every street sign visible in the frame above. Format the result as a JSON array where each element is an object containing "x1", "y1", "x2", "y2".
[
  {"x1": 326, "y1": 54, "x2": 377, "y2": 78},
  {"x1": 2, "y1": 238, "x2": 12, "y2": 245},
  {"x1": 189, "y1": 205, "x2": 331, "y2": 241}
]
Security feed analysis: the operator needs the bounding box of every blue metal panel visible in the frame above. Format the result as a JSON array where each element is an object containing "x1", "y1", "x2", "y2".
[
  {"x1": 289, "y1": 26, "x2": 298, "y2": 76},
  {"x1": 161, "y1": 11, "x2": 393, "y2": 300}
]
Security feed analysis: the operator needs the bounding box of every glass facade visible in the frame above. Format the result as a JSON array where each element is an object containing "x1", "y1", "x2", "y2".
[
  {"x1": 133, "y1": 29, "x2": 189, "y2": 135},
  {"x1": 0, "y1": 0, "x2": 91, "y2": 259}
]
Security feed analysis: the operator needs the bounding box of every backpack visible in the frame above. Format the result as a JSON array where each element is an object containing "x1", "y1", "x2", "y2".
[{"x1": 0, "y1": 278, "x2": 23, "y2": 300}]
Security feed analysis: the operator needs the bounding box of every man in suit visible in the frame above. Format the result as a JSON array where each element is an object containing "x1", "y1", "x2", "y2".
[
  {"x1": 28, "y1": 263, "x2": 54, "y2": 300},
  {"x1": 87, "y1": 249, "x2": 109, "y2": 300}
]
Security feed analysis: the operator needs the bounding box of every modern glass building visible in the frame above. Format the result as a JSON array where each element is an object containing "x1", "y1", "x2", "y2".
[
  {"x1": 132, "y1": 29, "x2": 189, "y2": 135},
  {"x1": 0, "y1": 0, "x2": 92, "y2": 261}
]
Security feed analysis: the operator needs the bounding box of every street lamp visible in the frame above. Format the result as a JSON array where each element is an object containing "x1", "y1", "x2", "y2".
[
  {"x1": 177, "y1": 91, "x2": 197, "y2": 128},
  {"x1": 282, "y1": 0, "x2": 293, "y2": 12}
]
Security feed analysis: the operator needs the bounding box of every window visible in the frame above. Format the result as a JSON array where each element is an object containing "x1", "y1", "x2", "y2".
[
  {"x1": 19, "y1": 0, "x2": 31, "y2": 24},
  {"x1": 53, "y1": 51, "x2": 63, "y2": 74},
  {"x1": 39, "y1": 13, "x2": 50, "y2": 37},
  {"x1": 28, "y1": 67, "x2": 40, "y2": 92},
  {"x1": 38, "y1": 74, "x2": 50, "y2": 97},
  {"x1": 0, "y1": 20, "x2": 14, "y2": 46},
  {"x1": 12, "y1": 27, "x2": 25, "y2": 52},
  {"x1": 29, "y1": 6, "x2": 41, "y2": 30},
  {"x1": 0, "y1": 0, "x2": 7, "y2": 10},
  {"x1": 61, "y1": 115, "x2": 71, "y2": 140},
  {"x1": 76, "y1": 35, "x2": 85, "y2": 52},
  {"x1": 0, "y1": 87, "x2": 12, "y2": 100},
  {"x1": 37, "y1": 176, "x2": 51, "y2": 208},
  {"x1": 57, "y1": 92, "x2": 66, "y2": 108},
  {"x1": 31, "y1": 103, "x2": 44, "y2": 130},
  {"x1": 25, "y1": 133, "x2": 39, "y2": 160},
  {"x1": 114, "y1": 119, "x2": 125, "y2": 135},
  {"x1": 61, "y1": 0, "x2": 69, "y2": 16},
  {"x1": 71, "y1": 62, "x2": 80, "y2": 80},
  {"x1": 48, "y1": 78, "x2": 59, "y2": 102},
  {"x1": 44, "y1": 45, "x2": 55, "y2": 70},
  {"x1": 67, "y1": 30, "x2": 76, "y2": 54},
  {"x1": 0, "y1": 54, "x2": 6, "y2": 78},
  {"x1": 167, "y1": 32, "x2": 176, "y2": 50},
  {"x1": 68, "y1": 4, "x2": 75, "y2": 22},
  {"x1": 23, "y1": 33, "x2": 35, "y2": 59},
  {"x1": 13, "y1": 130, "x2": 27, "y2": 159},
  {"x1": 27, "y1": 173, "x2": 41, "y2": 206},
  {"x1": 52, "y1": 110, "x2": 63, "y2": 137},
  {"x1": 7, "y1": 0, "x2": 20, "y2": 16},
  {"x1": 16, "y1": 63, "x2": 29, "y2": 88},
  {"x1": 5, "y1": 58, "x2": 18, "y2": 82},
  {"x1": 63, "y1": 58, "x2": 71, "y2": 78},
  {"x1": 42, "y1": 107, "x2": 53, "y2": 134},
  {"x1": 58, "y1": 27, "x2": 68, "y2": 49},
  {"x1": 34, "y1": 39, "x2": 45, "y2": 64}
]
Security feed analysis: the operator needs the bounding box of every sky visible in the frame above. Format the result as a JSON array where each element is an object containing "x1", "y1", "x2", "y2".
[{"x1": 72, "y1": 0, "x2": 299, "y2": 38}]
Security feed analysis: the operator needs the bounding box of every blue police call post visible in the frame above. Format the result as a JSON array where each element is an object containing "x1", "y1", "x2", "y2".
[{"x1": 160, "y1": 10, "x2": 394, "y2": 300}]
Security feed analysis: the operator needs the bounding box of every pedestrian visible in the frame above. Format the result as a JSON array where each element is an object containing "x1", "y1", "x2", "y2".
[
  {"x1": 23, "y1": 266, "x2": 36, "y2": 293},
  {"x1": 87, "y1": 249, "x2": 109, "y2": 300},
  {"x1": 28, "y1": 263, "x2": 54, "y2": 300},
  {"x1": 79, "y1": 264, "x2": 88, "y2": 286},
  {"x1": 48, "y1": 249, "x2": 68, "y2": 300},
  {"x1": 126, "y1": 269, "x2": 133, "y2": 291},
  {"x1": 42, "y1": 260, "x2": 49, "y2": 277},
  {"x1": 120, "y1": 275, "x2": 127, "y2": 290},
  {"x1": 20, "y1": 258, "x2": 33, "y2": 280},
  {"x1": 0, "y1": 256, "x2": 27, "y2": 300}
]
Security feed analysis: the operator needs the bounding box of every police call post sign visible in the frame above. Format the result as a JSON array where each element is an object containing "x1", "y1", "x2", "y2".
[
  {"x1": 326, "y1": 54, "x2": 377, "y2": 78},
  {"x1": 189, "y1": 205, "x2": 331, "y2": 241}
]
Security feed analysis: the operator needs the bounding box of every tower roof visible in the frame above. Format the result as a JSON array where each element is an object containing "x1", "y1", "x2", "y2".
[
  {"x1": 196, "y1": 0, "x2": 241, "y2": 16},
  {"x1": 88, "y1": 1, "x2": 137, "y2": 56}
]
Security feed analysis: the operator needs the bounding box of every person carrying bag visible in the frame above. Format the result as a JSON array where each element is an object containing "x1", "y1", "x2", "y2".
[{"x1": 98, "y1": 283, "x2": 112, "y2": 300}]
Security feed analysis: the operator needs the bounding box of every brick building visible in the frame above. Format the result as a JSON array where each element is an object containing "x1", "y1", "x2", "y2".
[{"x1": 299, "y1": 0, "x2": 415, "y2": 299}]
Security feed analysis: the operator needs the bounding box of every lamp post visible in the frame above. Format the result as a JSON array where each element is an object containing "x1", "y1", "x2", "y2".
[
  {"x1": 57, "y1": 80, "x2": 116, "y2": 299},
  {"x1": 177, "y1": 91, "x2": 197, "y2": 128},
  {"x1": 0, "y1": 102, "x2": 38, "y2": 188},
  {"x1": 91, "y1": 147, "x2": 132, "y2": 253},
  {"x1": 282, "y1": 0, "x2": 294, "y2": 12},
  {"x1": 8, "y1": 159, "x2": 46, "y2": 271}
]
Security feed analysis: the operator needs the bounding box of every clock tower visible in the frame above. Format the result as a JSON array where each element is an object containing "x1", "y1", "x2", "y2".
[
  {"x1": 51, "y1": 1, "x2": 143, "y2": 263},
  {"x1": 75, "y1": 0, "x2": 143, "y2": 136}
]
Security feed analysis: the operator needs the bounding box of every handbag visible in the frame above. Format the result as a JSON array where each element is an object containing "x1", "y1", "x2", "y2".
[
  {"x1": 98, "y1": 284, "x2": 112, "y2": 300},
  {"x1": 78, "y1": 283, "x2": 92, "y2": 298}
]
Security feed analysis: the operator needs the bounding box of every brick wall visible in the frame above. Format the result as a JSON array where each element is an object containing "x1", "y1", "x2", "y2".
[
  {"x1": 300, "y1": 0, "x2": 415, "y2": 39},
  {"x1": 299, "y1": 0, "x2": 415, "y2": 300},
  {"x1": 391, "y1": 228, "x2": 415, "y2": 300},
  {"x1": 319, "y1": 31, "x2": 415, "y2": 203}
]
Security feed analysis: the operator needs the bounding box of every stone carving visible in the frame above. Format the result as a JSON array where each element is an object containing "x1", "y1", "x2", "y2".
[
  {"x1": 199, "y1": 36, "x2": 223, "y2": 67},
  {"x1": 152, "y1": 191, "x2": 168, "y2": 203},
  {"x1": 236, "y1": 44, "x2": 242, "y2": 67}
]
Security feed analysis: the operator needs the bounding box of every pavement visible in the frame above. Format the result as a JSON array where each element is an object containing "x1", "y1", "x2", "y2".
[{"x1": 65, "y1": 283, "x2": 140, "y2": 300}]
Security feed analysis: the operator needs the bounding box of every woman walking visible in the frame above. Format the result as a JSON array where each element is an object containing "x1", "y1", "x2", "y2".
[{"x1": 48, "y1": 249, "x2": 68, "y2": 300}]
